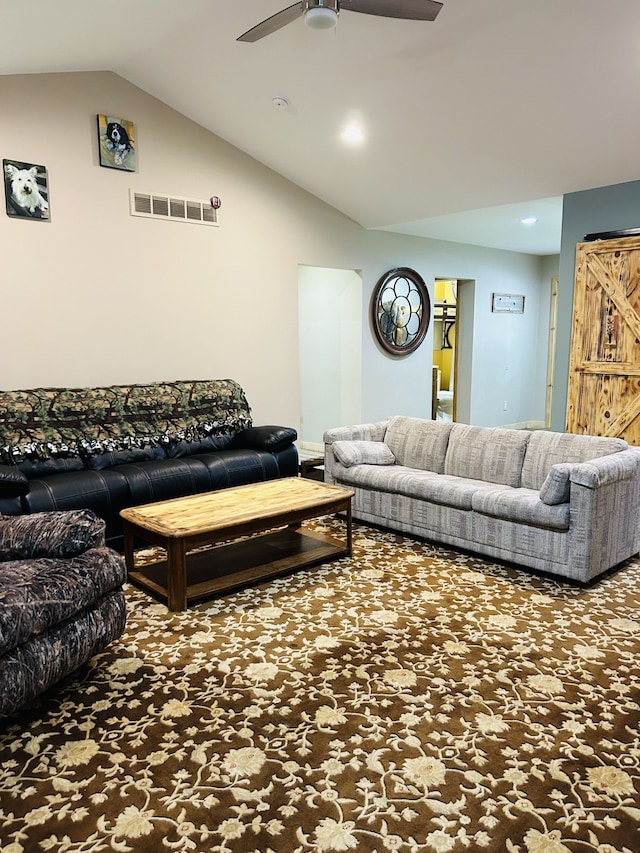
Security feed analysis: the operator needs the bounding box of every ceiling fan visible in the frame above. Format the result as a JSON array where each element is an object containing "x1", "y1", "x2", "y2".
[{"x1": 237, "y1": 0, "x2": 443, "y2": 43}]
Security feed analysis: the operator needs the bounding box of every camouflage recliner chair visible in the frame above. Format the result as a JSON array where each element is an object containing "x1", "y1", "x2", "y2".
[{"x1": 0, "y1": 498, "x2": 127, "y2": 717}]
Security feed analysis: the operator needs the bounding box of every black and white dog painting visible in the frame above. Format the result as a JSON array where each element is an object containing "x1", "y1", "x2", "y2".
[
  {"x1": 3, "y1": 159, "x2": 50, "y2": 219},
  {"x1": 98, "y1": 114, "x2": 136, "y2": 171}
]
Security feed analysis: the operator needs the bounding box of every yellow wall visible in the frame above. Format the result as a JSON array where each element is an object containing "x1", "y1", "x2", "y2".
[{"x1": 433, "y1": 280, "x2": 456, "y2": 390}]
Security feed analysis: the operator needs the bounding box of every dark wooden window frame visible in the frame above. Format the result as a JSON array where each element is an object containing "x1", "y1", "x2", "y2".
[{"x1": 370, "y1": 267, "x2": 431, "y2": 356}]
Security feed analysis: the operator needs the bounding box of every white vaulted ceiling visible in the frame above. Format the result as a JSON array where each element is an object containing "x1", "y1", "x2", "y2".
[{"x1": 1, "y1": 0, "x2": 638, "y2": 254}]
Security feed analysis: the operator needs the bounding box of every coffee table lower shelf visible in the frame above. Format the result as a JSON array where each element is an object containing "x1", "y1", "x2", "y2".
[{"x1": 128, "y1": 526, "x2": 348, "y2": 607}]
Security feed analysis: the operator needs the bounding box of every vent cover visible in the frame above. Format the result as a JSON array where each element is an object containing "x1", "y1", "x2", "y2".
[{"x1": 129, "y1": 189, "x2": 219, "y2": 226}]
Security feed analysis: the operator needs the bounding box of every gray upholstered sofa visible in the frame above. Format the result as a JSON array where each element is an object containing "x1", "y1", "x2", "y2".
[
  {"x1": 323, "y1": 416, "x2": 640, "y2": 583},
  {"x1": 0, "y1": 508, "x2": 127, "y2": 717}
]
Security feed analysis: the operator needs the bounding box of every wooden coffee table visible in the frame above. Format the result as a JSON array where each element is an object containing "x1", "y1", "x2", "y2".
[{"x1": 120, "y1": 477, "x2": 354, "y2": 611}]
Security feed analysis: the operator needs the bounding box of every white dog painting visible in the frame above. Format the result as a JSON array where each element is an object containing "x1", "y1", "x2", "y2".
[{"x1": 3, "y1": 160, "x2": 49, "y2": 219}]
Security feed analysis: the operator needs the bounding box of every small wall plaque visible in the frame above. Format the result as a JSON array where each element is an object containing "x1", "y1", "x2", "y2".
[{"x1": 492, "y1": 293, "x2": 525, "y2": 313}]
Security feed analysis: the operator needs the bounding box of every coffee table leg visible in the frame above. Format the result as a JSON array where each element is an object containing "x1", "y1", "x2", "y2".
[
  {"x1": 167, "y1": 538, "x2": 188, "y2": 611},
  {"x1": 122, "y1": 521, "x2": 135, "y2": 573},
  {"x1": 346, "y1": 500, "x2": 353, "y2": 557}
]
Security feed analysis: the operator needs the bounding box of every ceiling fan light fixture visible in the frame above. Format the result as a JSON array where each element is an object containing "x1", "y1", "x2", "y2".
[
  {"x1": 305, "y1": 6, "x2": 339, "y2": 30},
  {"x1": 238, "y1": 0, "x2": 441, "y2": 42}
]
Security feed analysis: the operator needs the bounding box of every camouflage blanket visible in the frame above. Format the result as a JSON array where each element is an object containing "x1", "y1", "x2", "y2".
[{"x1": 0, "y1": 379, "x2": 252, "y2": 463}]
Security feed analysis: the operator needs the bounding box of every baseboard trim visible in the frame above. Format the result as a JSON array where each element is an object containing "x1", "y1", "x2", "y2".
[
  {"x1": 502, "y1": 420, "x2": 546, "y2": 430},
  {"x1": 299, "y1": 441, "x2": 324, "y2": 454}
]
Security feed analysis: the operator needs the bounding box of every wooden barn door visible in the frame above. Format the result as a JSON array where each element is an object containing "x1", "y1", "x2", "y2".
[{"x1": 566, "y1": 236, "x2": 640, "y2": 440}]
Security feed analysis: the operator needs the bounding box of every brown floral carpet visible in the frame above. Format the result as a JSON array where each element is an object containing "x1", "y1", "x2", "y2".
[{"x1": 0, "y1": 519, "x2": 639, "y2": 853}]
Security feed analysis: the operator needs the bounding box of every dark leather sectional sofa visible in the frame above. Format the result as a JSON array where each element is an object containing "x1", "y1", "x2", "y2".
[{"x1": 0, "y1": 379, "x2": 298, "y2": 549}]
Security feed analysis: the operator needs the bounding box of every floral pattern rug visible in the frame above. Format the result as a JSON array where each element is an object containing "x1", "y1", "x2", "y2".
[{"x1": 0, "y1": 519, "x2": 639, "y2": 853}]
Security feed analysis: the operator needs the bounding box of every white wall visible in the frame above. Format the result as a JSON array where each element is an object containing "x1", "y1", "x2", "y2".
[
  {"x1": 356, "y1": 234, "x2": 557, "y2": 428},
  {"x1": 538, "y1": 256, "x2": 558, "y2": 425},
  {"x1": 298, "y1": 266, "x2": 362, "y2": 447},
  {"x1": 456, "y1": 280, "x2": 474, "y2": 424},
  {"x1": 0, "y1": 70, "x2": 556, "y2": 432},
  {"x1": 468, "y1": 262, "x2": 551, "y2": 427}
]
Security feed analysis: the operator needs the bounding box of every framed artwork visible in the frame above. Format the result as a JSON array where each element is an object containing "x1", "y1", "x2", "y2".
[
  {"x1": 3, "y1": 159, "x2": 50, "y2": 220},
  {"x1": 492, "y1": 293, "x2": 525, "y2": 313},
  {"x1": 97, "y1": 114, "x2": 137, "y2": 171},
  {"x1": 370, "y1": 267, "x2": 430, "y2": 356}
]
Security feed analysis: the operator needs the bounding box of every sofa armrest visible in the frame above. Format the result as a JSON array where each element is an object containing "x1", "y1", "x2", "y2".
[
  {"x1": 323, "y1": 422, "x2": 389, "y2": 483},
  {"x1": 567, "y1": 449, "x2": 640, "y2": 582},
  {"x1": 0, "y1": 464, "x2": 29, "y2": 498},
  {"x1": 232, "y1": 425, "x2": 297, "y2": 452},
  {"x1": 570, "y1": 449, "x2": 640, "y2": 489},
  {"x1": 323, "y1": 421, "x2": 389, "y2": 445},
  {"x1": 0, "y1": 509, "x2": 106, "y2": 561}
]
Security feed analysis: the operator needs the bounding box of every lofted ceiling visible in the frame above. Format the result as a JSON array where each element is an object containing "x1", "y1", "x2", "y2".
[{"x1": 1, "y1": 0, "x2": 639, "y2": 255}]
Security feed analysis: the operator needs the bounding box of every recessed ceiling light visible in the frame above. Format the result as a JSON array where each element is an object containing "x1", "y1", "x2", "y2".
[
  {"x1": 341, "y1": 123, "x2": 365, "y2": 146},
  {"x1": 520, "y1": 217, "x2": 538, "y2": 225}
]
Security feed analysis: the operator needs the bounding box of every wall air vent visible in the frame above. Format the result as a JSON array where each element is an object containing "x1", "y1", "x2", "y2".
[{"x1": 129, "y1": 189, "x2": 219, "y2": 226}]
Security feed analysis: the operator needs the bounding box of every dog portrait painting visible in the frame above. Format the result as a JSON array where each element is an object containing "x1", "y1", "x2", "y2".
[
  {"x1": 3, "y1": 159, "x2": 50, "y2": 220},
  {"x1": 97, "y1": 114, "x2": 137, "y2": 171}
]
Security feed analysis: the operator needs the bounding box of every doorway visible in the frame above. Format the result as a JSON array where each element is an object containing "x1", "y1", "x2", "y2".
[
  {"x1": 432, "y1": 279, "x2": 458, "y2": 421},
  {"x1": 298, "y1": 266, "x2": 362, "y2": 453}
]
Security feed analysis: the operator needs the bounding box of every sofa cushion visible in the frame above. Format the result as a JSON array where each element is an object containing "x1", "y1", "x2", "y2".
[
  {"x1": 85, "y1": 444, "x2": 163, "y2": 470},
  {"x1": 401, "y1": 473, "x2": 507, "y2": 510},
  {"x1": 167, "y1": 433, "x2": 235, "y2": 458},
  {"x1": 111, "y1": 458, "x2": 211, "y2": 505},
  {"x1": 332, "y1": 440, "x2": 395, "y2": 468},
  {"x1": 384, "y1": 416, "x2": 453, "y2": 473},
  {"x1": 520, "y1": 430, "x2": 628, "y2": 490},
  {"x1": 471, "y1": 487, "x2": 570, "y2": 531},
  {"x1": 334, "y1": 464, "x2": 505, "y2": 510},
  {"x1": 539, "y1": 463, "x2": 571, "y2": 505},
  {"x1": 17, "y1": 456, "x2": 86, "y2": 478},
  {"x1": 21, "y1": 470, "x2": 131, "y2": 541},
  {"x1": 444, "y1": 425, "x2": 530, "y2": 487},
  {"x1": 193, "y1": 449, "x2": 281, "y2": 489}
]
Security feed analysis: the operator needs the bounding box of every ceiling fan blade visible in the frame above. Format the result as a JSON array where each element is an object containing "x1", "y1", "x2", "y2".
[
  {"x1": 237, "y1": 2, "x2": 305, "y2": 42},
  {"x1": 340, "y1": 0, "x2": 443, "y2": 21}
]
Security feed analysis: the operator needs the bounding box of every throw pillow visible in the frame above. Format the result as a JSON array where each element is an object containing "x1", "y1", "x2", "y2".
[
  {"x1": 332, "y1": 440, "x2": 395, "y2": 468},
  {"x1": 539, "y1": 463, "x2": 572, "y2": 505}
]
